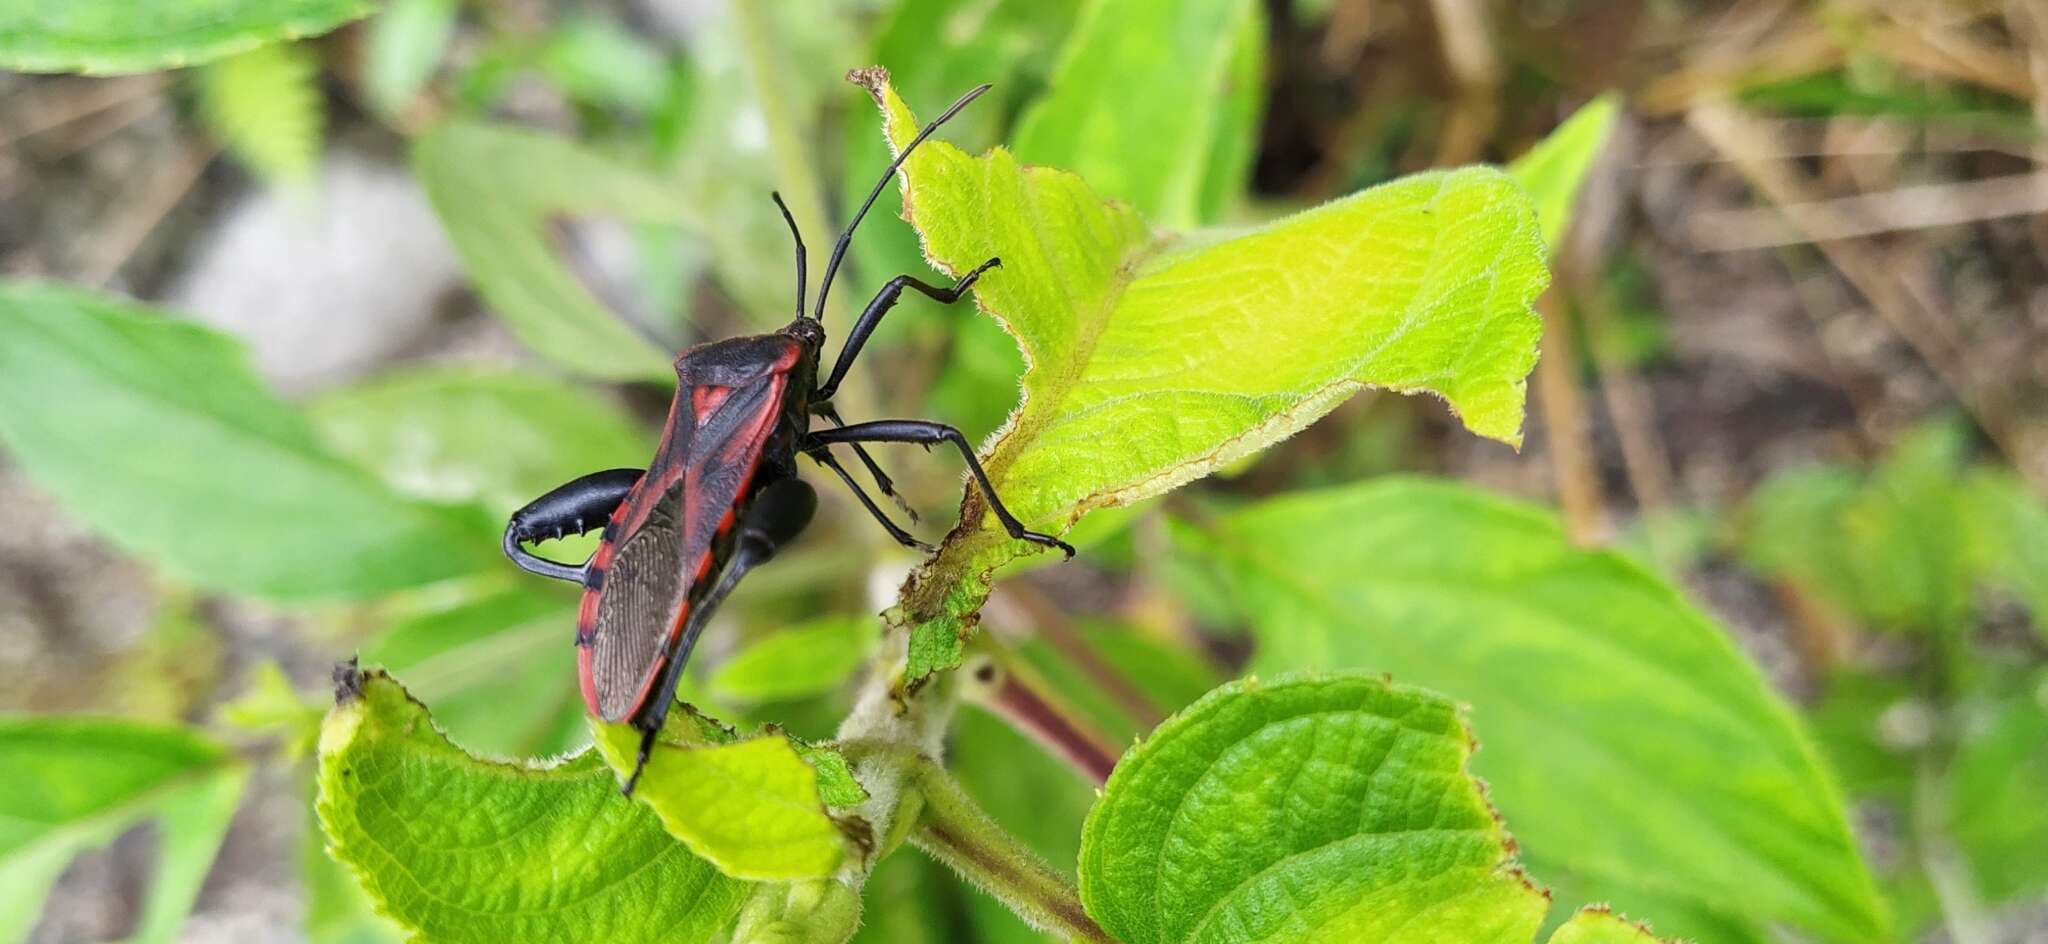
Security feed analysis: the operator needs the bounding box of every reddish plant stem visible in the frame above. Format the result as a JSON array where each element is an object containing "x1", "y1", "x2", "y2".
[{"x1": 967, "y1": 654, "x2": 1121, "y2": 786}]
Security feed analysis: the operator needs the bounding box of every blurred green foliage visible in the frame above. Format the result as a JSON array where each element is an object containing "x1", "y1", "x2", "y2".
[{"x1": 2, "y1": 1, "x2": 2044, "y2": 943}]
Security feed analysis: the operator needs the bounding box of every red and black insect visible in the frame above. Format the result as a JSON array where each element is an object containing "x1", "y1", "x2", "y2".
[{"x1": 503, "y1": 84, "x2": 1070, "y2": 793}]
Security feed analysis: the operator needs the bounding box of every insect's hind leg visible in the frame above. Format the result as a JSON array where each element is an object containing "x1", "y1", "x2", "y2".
[
  {"x1": 622, "y1": 478, "x2": 816, "y2": 796},
  {"x1": 817, "y1": 405, "x2": 915, "y2": 520},
  {"x1": 807, "y1": 447, "x2": 934, "y2": 553},
  {"x1": 503, "y1": 468, "x2": 643, "y2": 583},
  {"x1": 812, "y1": 257, "x2": 1000, "y2": 401},
  {"x1": 801, "y1": 419, "x2": 1074, "y2": 558}
]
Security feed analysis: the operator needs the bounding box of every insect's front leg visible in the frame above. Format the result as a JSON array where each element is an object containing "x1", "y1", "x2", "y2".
[
  {"x1": 502, "y1": 468, "x2": 643, "y2": 583},
  {"x1": 812, "y1": 257, "x2": 1000, "y2": 401}
]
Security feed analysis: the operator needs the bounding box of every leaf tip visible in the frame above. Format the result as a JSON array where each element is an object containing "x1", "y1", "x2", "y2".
[
  {"x1": 846, "y1": 65, "x2": 891, "y2": 98},
  {"x1": 331, "y1": 656, "x2": 364, "y2": 705}
]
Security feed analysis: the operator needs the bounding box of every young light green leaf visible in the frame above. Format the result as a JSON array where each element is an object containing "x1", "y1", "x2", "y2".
[
  {"x1": 1508, "y1": 94, "x2": 1620, "y2": 248},
  {"x1": 412, "y1": 123, "x2": 686, "y2": 380},
  {"x1": 219, "y1": 661, "x2": 326, "y2": 760},
  {"x1": 1175, "y1": 479, "x2": 1887, "y2": 943},
  {"x1": 731, "y1": 878, "x2": 862, "y2": 944},
  {"x1": 364, "y1": 0, "x2": 459, "y2": 118},
  {"x1": 0, "y1": 717, "x2": 244, "y2": 943},
  {"x1": 0, "y1": 0, "x2": 371, "y2": 74},
  {"x1": 710, "y1": 616, "x2": 874, "y2": 704},
  {"x1": 1079, "y1": 673, "x2": 1551, "y2": 944},
  {"x1": 0, "y1": 282, "x2": 496, "y2": 600},
  {"x1": 590, "y1": 719, "x2": 862, "y2": 881},
  {"x1": 195, "y1": 42, "x2": 325, "y2": 185},
  {"x1": 1547, "y1": 908, "x2": 1670, "y2": 944},
  {"x1": 858, "y1": 72, "x2": 1546, "y2": 683},
  {"x1": 1011, "y1": 0, "x2": 1266, "y2": 228},
  {"x1": 317, "y1": 667, "x2": 748, "y2": 943},
  {"x1": 309, "y1": 367, "x2": 651, "y2": 517},
  {"x1": 852, "y1": 0, "x2": 1083, "y2": 293}
]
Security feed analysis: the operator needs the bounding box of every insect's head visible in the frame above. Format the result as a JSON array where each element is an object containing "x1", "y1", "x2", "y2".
[
  {"x1": 768, "y1": 82, "x2": 991, "y2": 350},
  {"x1": 783, "y1": 313, "x2": 827, "y2": 354}
]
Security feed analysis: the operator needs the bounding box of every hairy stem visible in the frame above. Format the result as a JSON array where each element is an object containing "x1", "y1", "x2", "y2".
[{"x1": 907, "y1": 757, "x2": 1115, "y2": 944}]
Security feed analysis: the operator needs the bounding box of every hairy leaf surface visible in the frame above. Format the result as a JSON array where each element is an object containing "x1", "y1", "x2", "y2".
[
  {"x1": 856, "y1": 72, "x2": 1547, "y2": 682},
  {"x1": 1175, "y1": 479, "x2": 1887, "y2": 942},
  {"x1": 1079, "y1": 674, "x2": 1679, "y2": 944},
  {"x1": 316, "y1": 669, "x2": 747, "y2": 943},
  {"x1": 590, "y1": 720, "x2": 859, "y2": 881}
]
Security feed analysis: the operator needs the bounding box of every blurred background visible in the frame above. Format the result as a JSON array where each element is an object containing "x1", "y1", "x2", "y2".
[{"x1": 2, "y1": 0, "x2": 2047, "y2": 941}]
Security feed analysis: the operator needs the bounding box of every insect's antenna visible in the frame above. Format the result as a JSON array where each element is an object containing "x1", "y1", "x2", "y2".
[
  {"x1": 810, "y1": 83, "x2": 991, "y2": 322},
  {"x1": 770, "y1": 191, "x2": 806, "y2": 320}
]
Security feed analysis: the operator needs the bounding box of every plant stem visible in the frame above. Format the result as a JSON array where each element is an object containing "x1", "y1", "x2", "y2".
[
  {"x1": 907, "y1": 757, "x2": 1115, "y2": 944},
  {"x1": 963, "y1": 648, "x2": 1121, "y2": 786}
]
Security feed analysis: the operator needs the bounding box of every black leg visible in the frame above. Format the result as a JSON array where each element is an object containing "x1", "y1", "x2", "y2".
[
  {"x1": 503, "y1": 468, "x2": 643, "y2": 583},
  {"x1": 807, "y1": 447, "x2": 934, "y2": 553},
  {"x1": 802, "y1": 420, "x2": 1074, "y2": 558},
  {"x1": 813, "y1": 257, "x2": 999, "y2": 402},
  {"x1": 816, "y1": 404, "x2": 915, "y2": 520},
  {"x1": 623, "y1": 478, "x2": 816, "y2": 796}
]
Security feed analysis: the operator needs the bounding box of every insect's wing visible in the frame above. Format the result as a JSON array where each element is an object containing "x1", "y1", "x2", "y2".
[
  {"x1": 583, "y1": 482, "x2": 687, "y2": 721},
  {"x1": 579, "y1": 372, "x2": 789, "y2": 723}
]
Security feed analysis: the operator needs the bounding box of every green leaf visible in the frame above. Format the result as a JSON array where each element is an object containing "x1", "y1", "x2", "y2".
[
  {"x1": 412, "y1": 122, "x2": 686, "y2": 380},
  {"x1": 1176, "y1": 479, "x2": 1887, "y2": 942},
  {"x1": 0, "y1": 0, "x2": 371, "y2": 74},
  {"x1": 1947, "y1": 670, "x2": 2048, "y2": 903},
  {"x1": 1546, "y1": 908, "x2": 1670, "y2": 944},
  {"x1": 539, "y1": 17, "x2": 670, "y2": 113},
  {"x1": 218, "y1": 660, "x2": 324, "y2": 760},
  {"x1": 1508, "y1": 94, "x2": 1620, "y2": 248},
  {"x1": 304, "y1": 806, "x2": 404, "y2": 944},
  {"x1": 1743, "y1": 422, "x2": 1977, "y2": 633},
  {"x1": 195, "y1": 41, "x2": 325, "y2": 185},
  {"x1": 363, "y1": 0, "x2": 458, "y2": 117},
  {"x1": 1011, "y1": 0, "x2": 1266, "y2": 228},
  {"x1": 590, "y1": 718, "x2": 860, "y2": 880},
  {"x1": 316, "y1": 668, "x2": 748, "y2": 943},
  {"x1": 709, "y1": 616, "x2": 873, "y2": 704},
  {"x1": 857, "y1": 72, "x2": 1547, "y2": 683},
  {"x1": 1964, "y1": 470, "x2": 2048, "y2": 640},
  {"x1": 358, "y1": 585, "x2": 587, "y2": 759},
  {"x1": 131, "y1": 762, "x2": 250, "y2": 944},
  {"x1": 731, "y1": 878, "x2": 862, "y2": 944},
  {"x1": 1078, "y1": 673, "x2": 1546, "y2": 944},
  {"x1": 0, "y1": 282, "x2": 495, "y2": 600},
  {"x1": 0, "y1": 717, "x2": 244, "y2": 943},
  {"x1": 309, "y1": 367, "x2": 651, "y2": 517}
]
